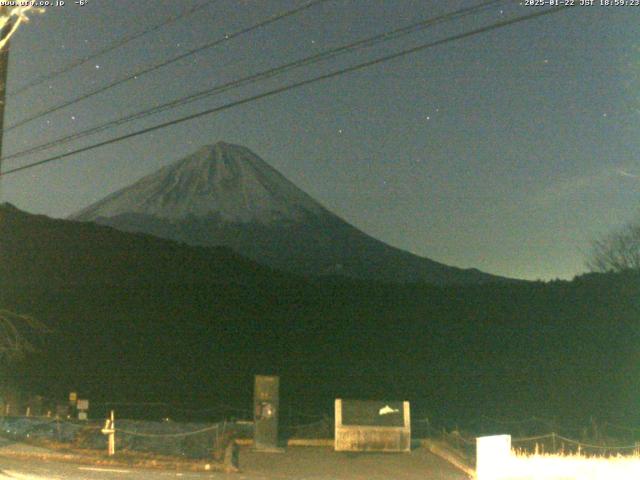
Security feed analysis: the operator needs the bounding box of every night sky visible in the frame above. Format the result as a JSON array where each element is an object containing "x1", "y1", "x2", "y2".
[{"x1": 1, "y1": 0, "x2": 638, "y2": 281}]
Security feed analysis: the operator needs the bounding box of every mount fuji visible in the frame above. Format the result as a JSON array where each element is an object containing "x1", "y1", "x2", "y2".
[{"x1": 70, "y1": 142, "x2": 504, "y2": 284}]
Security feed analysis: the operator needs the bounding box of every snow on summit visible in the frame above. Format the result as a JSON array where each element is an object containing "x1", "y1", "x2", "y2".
[
  {"x1": 70, "y1": 141, "x2": 505, "y2": 284},
  {"x1": 72, "y1": 142, "x2": 327, "y2": 224}
]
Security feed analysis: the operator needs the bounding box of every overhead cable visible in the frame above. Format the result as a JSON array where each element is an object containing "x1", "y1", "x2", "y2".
[
  {"x1": 0, "y1": 6, "x2": 571, "y2": 178},
  {"x1": 4, "y1": 0, "x2": 332, "y2": 132},
  {"x1": 2, "y1": 0, "x2": 506, "y2": 163},
  {"x1": 9, "y1": 0, "x2": 219, "y2": 97}
]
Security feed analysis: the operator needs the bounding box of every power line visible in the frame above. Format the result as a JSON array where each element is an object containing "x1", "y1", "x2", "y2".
[
  {"x1": 4, "y1": 0, "x2": 331, "y2": 133},
  {"x1": 8, "y1": 0, "x2": 219, "y2": 98},
  {"x1": 0, "y1": 6, "x2": 572, "y2": 178},
  {"x1": 1, "y1": 0, "x2": 506, "y2": 163}
]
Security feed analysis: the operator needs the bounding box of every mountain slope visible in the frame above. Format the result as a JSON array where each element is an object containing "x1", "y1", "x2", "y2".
[
  {"x1": 71, "y1": 141, "x2": 506, "y2": 285},
  {"x1": 0, "y1": 202, "x2": 288, "y2": 289},
  {"x1": 2, "y1": 203, "x2": 639, "y2": 425}
]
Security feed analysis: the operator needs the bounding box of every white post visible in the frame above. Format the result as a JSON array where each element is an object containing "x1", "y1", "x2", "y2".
[
  {"x1": 334, "y1": 398, "x2": 342, "y2": 451},
  {"x1": 101, "y1": 410, "x2": 116, "y2": 456},
  {"x1": 403, "y1": 401, "x2": 410, "y2": 428},
  {"x1": 476, "y1": 434, "x2": 511, "y2": 480},
  {"x1": 108, "y1": 410, "x2": 115, "y2": 456}
]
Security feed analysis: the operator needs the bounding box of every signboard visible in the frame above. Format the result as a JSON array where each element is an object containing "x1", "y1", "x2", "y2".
[
  {"x1": 69, "y1": 392, "x2": 77, "y2": 402},
  {"x1": 56, "y1": 404, "x2": 69, "y2": 418},
  {"x1": 76, "y1": 399, "x2": 89, "y2": 411},
  {"x1": 335, "y1": 399, "x2": 411, "y2": 452},
  {"x1": 342, "y1": 400, "x2": 405, "y2": 427},
  {"x1": 253, "y1": 375, "x2": 279, "y2": 451}
]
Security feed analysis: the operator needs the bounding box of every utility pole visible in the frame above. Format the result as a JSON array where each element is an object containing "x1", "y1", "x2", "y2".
[
  {"x1": 0, "y1": 6, "x2": 11, "y2": 311},
  {"x1": 0, "y1": 6, "x2": 12, "y2": 199}
]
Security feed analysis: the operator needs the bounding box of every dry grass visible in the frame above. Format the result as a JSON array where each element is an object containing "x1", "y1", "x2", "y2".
[
  {"x1": 0, "y1": 437, "x2": 230, "y2": 473},
  {"x1": 485, "y1": 450, "x2": 640, "y2": 480}
]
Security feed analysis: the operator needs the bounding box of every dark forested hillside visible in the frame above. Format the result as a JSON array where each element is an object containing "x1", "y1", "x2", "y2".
[{"x1": 2, "y1": 203, "x2": 639, "y2": 427}]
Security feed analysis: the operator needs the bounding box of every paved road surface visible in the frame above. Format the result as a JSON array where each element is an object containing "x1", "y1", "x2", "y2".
[
  {"x1": 0, "y1": 457, "x2": 217, "y2": 479},
  {"x1": 0, "y1": 443, "x2": 470, "y2": 479}
]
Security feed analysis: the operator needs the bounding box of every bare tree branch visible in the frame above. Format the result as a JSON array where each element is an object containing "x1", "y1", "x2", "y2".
[
  {"x1": 0, "y1": 309, "x2": 48, "y2": 361},
  {"x1": 587, "y1": 223, "x2": 640, "y2": 273}
]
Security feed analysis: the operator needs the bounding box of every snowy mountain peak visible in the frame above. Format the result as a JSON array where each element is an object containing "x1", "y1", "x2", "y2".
[
  {"x1": 70, "y1": 142, "x2": 506, "y2": 284},
  {"x1": 71, "y1": 142, "x2": 328, "y2": 224}
]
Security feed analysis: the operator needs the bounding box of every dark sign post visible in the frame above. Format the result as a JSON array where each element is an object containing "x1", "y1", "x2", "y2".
[{"x1": 253, "y1": 375, "x2": 280, "y2": 451}]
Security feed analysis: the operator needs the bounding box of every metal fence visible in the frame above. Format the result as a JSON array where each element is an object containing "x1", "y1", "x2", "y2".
[{"x1": 0, "y1": 414, "x2": 247, "y2": 459}]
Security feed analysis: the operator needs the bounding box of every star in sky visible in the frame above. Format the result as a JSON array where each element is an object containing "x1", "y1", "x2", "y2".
[{"x1": 4, "y1": 0, "x2": 638, "y2": 281}]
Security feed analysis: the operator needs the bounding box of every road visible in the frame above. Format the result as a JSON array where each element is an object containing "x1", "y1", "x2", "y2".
[
  {"x1": 0, "y1": 444, "x2": 471, "y2": 479},
  {"x1": 0, "y1": 457, "x2": 224, "y2": 479}
]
